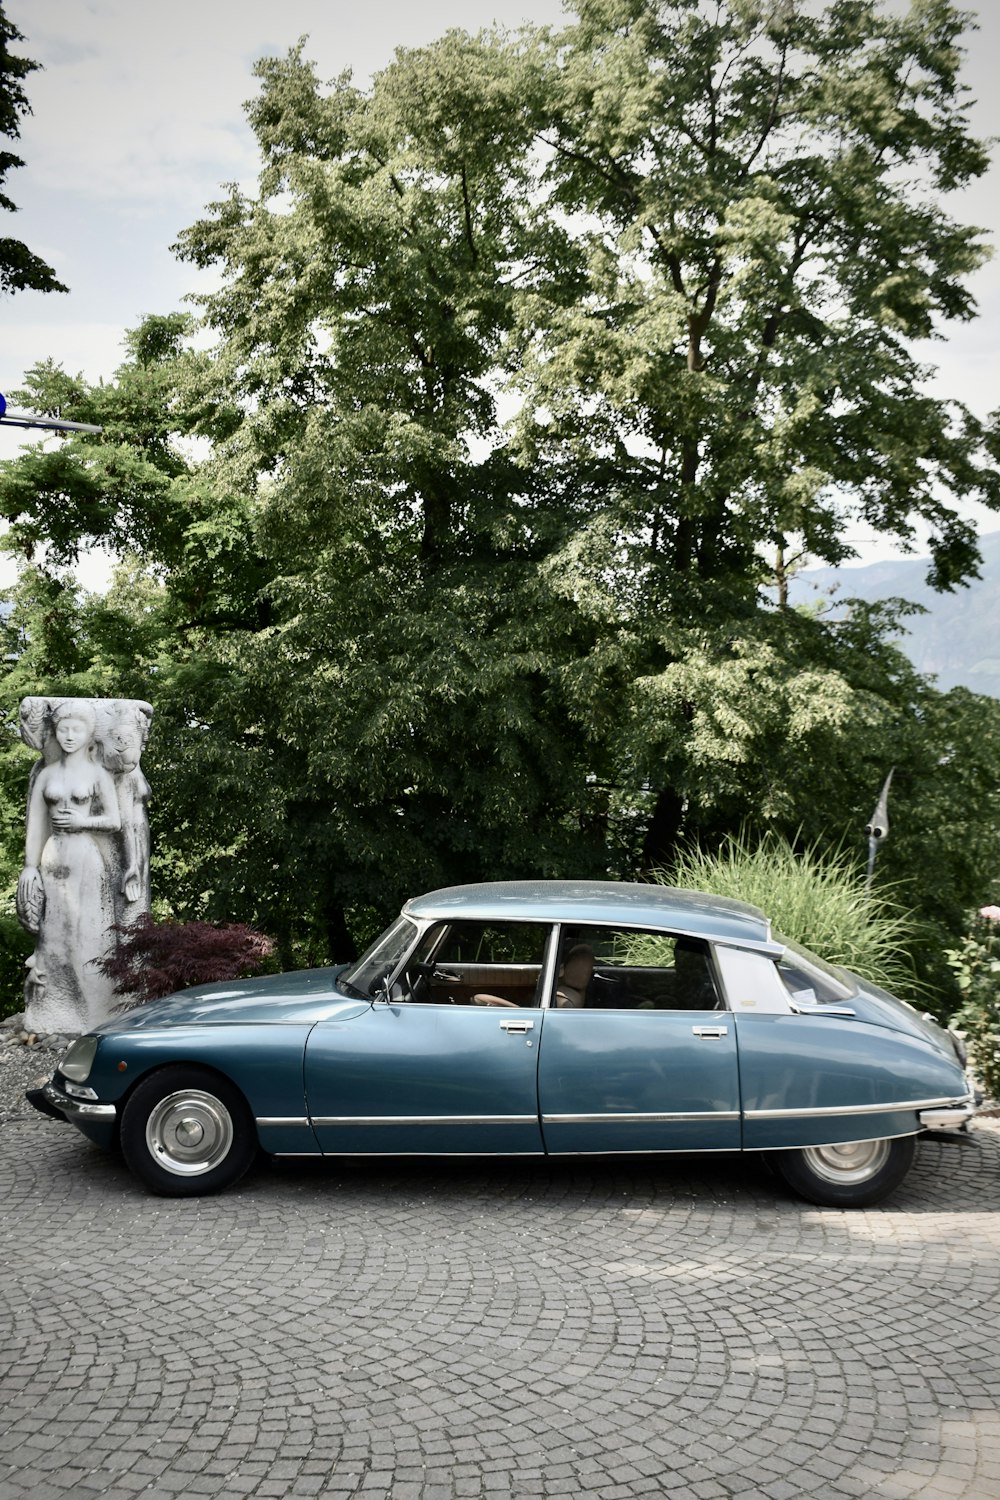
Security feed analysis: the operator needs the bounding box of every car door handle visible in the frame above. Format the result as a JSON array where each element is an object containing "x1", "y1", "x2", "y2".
[
  {"x1": 499, "y1": 1019, "x2": 535, "y2": 1034},
  {"x1": 692, "y1": 1025, "x2": 728, "y2": 1038}
]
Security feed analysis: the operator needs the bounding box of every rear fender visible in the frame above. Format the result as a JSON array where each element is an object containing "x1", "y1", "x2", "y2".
[{"x1": 735, "y1": 1013, "x2": 972, "y2": 1150}]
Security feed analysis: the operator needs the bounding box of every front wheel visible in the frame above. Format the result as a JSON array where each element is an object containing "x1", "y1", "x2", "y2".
[
  {"x1": 120, "y1": 1066, "x2": 257, "y2": 1197},
  {"x1": 768, "y1": 1135, "x2": 916, "y2": 1208}
]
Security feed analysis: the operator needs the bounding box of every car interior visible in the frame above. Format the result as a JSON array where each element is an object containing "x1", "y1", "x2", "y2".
[{"x1": 401, "y1": 921, "x2": 724, "y2": 1010}]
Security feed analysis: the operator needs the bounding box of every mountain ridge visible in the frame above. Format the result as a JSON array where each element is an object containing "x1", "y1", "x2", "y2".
[{"x1": 789, "y1": 530, "x2": 1000, "y2": 699}]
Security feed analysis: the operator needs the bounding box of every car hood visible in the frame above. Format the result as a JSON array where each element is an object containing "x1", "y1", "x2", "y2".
[{"x1": 95, "y1": 966, "x2": 371, "y2": 1031}]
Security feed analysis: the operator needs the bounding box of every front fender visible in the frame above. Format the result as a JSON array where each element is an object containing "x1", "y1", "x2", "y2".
[{"x1": 74, "y1": 1024, "x2": 321, "y2": 1156}]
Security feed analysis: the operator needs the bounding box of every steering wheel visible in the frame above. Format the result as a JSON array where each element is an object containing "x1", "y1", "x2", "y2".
[
  {"x1": 404, "y1": 967, "x2": 429, "y2": 1002},
  {"x1": 405, "y1": 961, "x2": 462, "y2": 1002}
]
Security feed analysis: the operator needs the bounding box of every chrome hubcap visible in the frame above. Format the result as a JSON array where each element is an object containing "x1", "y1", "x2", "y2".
[
  {"x1": 146, "y1": 1090, "x2": 234, "y2": 1176},
  {"x1": 802, "y1": 1138, "x2": 891, "y2": 1186}
]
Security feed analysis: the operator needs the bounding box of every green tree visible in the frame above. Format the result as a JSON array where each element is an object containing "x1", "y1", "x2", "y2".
[
  {"x1": 169, "y1": 33, "x2": 614, "y2": 941},
  {"x1": 0, "y1": 3, "x2": 66, "y2": 295},
  {"x1": 507, "y1": 0, "x2": 999, "y2": 861},
  {"x1": 0, "y1": 321, "x2": 304, "y2": 954},
  {"x1": 520, "y1": 0, "x2": 996, "y2": 585},
  {"x1": 1, "y1": 3, "x2": 998, "y2": 985}
]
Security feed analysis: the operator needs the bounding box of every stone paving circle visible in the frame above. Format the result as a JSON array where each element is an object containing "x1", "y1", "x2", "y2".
[{"x1": 1, "y1": 1110, "x2": 999, "y2": 1500}]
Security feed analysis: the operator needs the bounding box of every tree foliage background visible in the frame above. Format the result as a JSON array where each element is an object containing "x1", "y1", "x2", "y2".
[
  {"x1": 0, "y1": 2, "x2": 66, "y2": 296},
  {"x1": 2, "y1": 0, "x2": 999, "y2": 1005}
]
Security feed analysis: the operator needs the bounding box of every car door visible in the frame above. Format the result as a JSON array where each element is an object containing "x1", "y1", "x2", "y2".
[
  {"x1": 536, "y1": 924, "x2": 742, "y2": 1154},
  {"x1": 304, "y1": 918, "x2": 552, "y2": 1155}
]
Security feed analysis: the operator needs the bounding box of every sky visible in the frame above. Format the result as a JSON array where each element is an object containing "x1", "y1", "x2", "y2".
[{"x1": 1, "y1": 0, "x2": 998, "y2": 583}]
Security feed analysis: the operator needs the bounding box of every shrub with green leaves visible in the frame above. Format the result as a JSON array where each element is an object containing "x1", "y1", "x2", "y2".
[
  {"x1": 661, "y1": 831, "x2": 924, "y2": 1001},
  {"x1": 946, "y1": 909, "x2": 1000, "y2": 1099},
  {"x1": 0, "y1": 906, "x2": 32, "y2": 1020}
]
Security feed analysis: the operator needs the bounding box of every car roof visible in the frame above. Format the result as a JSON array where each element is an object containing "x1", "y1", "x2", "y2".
[{"x1": 403, "y1": 880, "x2": 774, "y2": 948}]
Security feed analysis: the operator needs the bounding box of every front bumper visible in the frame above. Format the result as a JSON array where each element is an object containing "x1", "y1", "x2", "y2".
[{"x1": 26, "y1": 1078, "x2": 116, "y2": 1125}]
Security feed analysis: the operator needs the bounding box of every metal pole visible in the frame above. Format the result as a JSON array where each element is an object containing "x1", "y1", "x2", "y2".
[
  {"x1": 864, "y1": 768, "x2": 894, "y2": 894},
  {"x1": 0, "y1": 392, "x2": 102, "y2": 435}
]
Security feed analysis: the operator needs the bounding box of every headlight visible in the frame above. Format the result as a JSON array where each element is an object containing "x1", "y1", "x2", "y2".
[{"x1": 60, "y1": 1035, "x2": 98, "y2": 1083}]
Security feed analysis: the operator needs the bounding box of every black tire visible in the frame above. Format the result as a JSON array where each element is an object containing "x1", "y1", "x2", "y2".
[
  {"x1": 768, "y1": 1135, "x2": 916, "y2": 1208},
  {"x1": 120, "y1": 1065, "x2": 257, "y2": 1197}
]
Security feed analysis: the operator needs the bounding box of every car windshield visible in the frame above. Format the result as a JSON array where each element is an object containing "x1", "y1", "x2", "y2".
[
  {"x1": 774, "y1": 935, "x2": 857, "y2": 1003},
  {"x1": 341, "y1": 916, "x2": 418, "y2": 998}
]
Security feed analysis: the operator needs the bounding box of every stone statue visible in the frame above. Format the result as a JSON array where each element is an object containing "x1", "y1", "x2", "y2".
[
  {"x1": 98, "y1": 700, "x2": 153, "y2": 921},
  {"x1": 15, "y1": 696, "x2": 154, "y2": 1033}
]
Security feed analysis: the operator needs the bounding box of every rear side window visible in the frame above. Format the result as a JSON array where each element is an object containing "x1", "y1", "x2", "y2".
[
  {"x1": 553, "y1": 926, "x2": 722, "y2": 1010},
  {"x1": 775, "y1": 939, "x2": 856, "y2": 1005}
]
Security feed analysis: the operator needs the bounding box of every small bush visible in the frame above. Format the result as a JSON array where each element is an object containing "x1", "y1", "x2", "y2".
[
  {"x1": 0, "y1": 908, "x2": 32, "y2": 1020},
  {"x1": 100, "y1": 914, "x2": 277, "y2": 1008},
  {"x1": 662, "y1": 830, "x2": 923, "y2": 998},
  {"x1": 946, "y1": 908, "x2": 1000, "y2": 1098}
]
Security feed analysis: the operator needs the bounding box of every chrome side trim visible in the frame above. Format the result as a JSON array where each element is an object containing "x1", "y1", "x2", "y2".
[
  {"x1": 276, "y1": 1150, "x2": 549, "y2": 1159},
  {"x1": 788, "y1": 999, "x2": 856, "y2": 1018},
  {"x1": 277, "y1": 1147, "x2": 735, "y2": 1159},
  {"x1": 42, "y1": 1080, "x2": 116, "y2": 1122},
  {"x1": 546, "y1": 1146, "x2": 741, "y2": 1156},
  {"x1": 255, "y1": 1117, "x2": 311, "y2": 1128},
  {"x1": 746, "y1": 1094, "x2": 973, "y2": 1121},
  {"x1": 543, "y1": 1110, "x2": 740, "y2": 1125},
  {"x1": 310, "y1": 1114, "x2": 539, "y2": 1127}
]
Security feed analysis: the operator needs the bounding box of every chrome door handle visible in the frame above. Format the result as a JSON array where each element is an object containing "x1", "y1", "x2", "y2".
[
  {"x1": 499, "y1": 1019, "x2": 535, "y2": 1034},
  {"x1": 692, "y1": 1025, "x2": 728, "y2": 1038}
]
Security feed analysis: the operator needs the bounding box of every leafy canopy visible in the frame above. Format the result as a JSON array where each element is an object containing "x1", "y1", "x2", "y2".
[
  {"x1": 0, "y1": 2, "x2": 998, "y2": 999},
  {"x1": 0, "y1": 3, "x2": 66, "y2": 296}
]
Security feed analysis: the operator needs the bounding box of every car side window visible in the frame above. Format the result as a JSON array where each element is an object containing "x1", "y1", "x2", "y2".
[
  {"x1": 552, "y1": 927, "x2": 722, "y2": 1010},
  {"x1": 404, "y1": 921, "x2": 551, "y2": 1007},
  {"x1": 776, "y1": 955, "x2": 855, "y2": 1005}
]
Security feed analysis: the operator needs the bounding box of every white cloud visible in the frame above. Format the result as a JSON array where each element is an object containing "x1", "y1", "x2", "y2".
[
  {"x1": 11, "y1": 1, "x2": 260, "y2": 206},
  {"x1": 0, "y1": 320, "x2": 128, "y2": 387},
  {"x1": 0, "y1": 541, "x2": 117, "y2": 595},
  {"x1": 10, "y1": 0, "x2": 566, "y2": 206}
]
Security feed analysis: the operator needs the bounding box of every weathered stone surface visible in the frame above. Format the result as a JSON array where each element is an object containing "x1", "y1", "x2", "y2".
[{"x1": 15, "y1": 696, "x2": 153, "y2": 1033}]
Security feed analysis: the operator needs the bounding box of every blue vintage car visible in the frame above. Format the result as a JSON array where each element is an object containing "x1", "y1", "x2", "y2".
[{"x1": 30, "y1": 880, "x2": 977, "y2": 1205}]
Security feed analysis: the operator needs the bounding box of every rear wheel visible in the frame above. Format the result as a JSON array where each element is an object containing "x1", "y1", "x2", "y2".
[
  {"x1": 120, "y1": 1066, "x2": 257, "y2": 1197},
  {"x1": 769, "y1": 1135, "x2": 916, "y2": 1208}
]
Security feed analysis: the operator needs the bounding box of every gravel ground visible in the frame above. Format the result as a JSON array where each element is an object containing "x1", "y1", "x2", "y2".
[{"x1": 0, "y1": 1012, "x2": 75, "y2": 1122}]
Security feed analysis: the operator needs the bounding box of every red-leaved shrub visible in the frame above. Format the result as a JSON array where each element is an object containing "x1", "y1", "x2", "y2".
[{"x1": 100, "y1": 914, "x2": 276, "y2": 1008}]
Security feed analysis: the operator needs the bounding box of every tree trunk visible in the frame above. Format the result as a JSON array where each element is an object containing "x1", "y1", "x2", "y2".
[
  {"x1": 641, "y1": 785, "x2": 686, "y2": 873},
  {"x1": 324, "y1": 896, "x2": 358, "y2": 963}
]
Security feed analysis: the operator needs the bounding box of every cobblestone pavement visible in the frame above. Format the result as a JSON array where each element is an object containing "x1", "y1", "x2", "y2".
[{"x1": 1, "y1": 1114, "x2": 999, "y2": 1500}]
